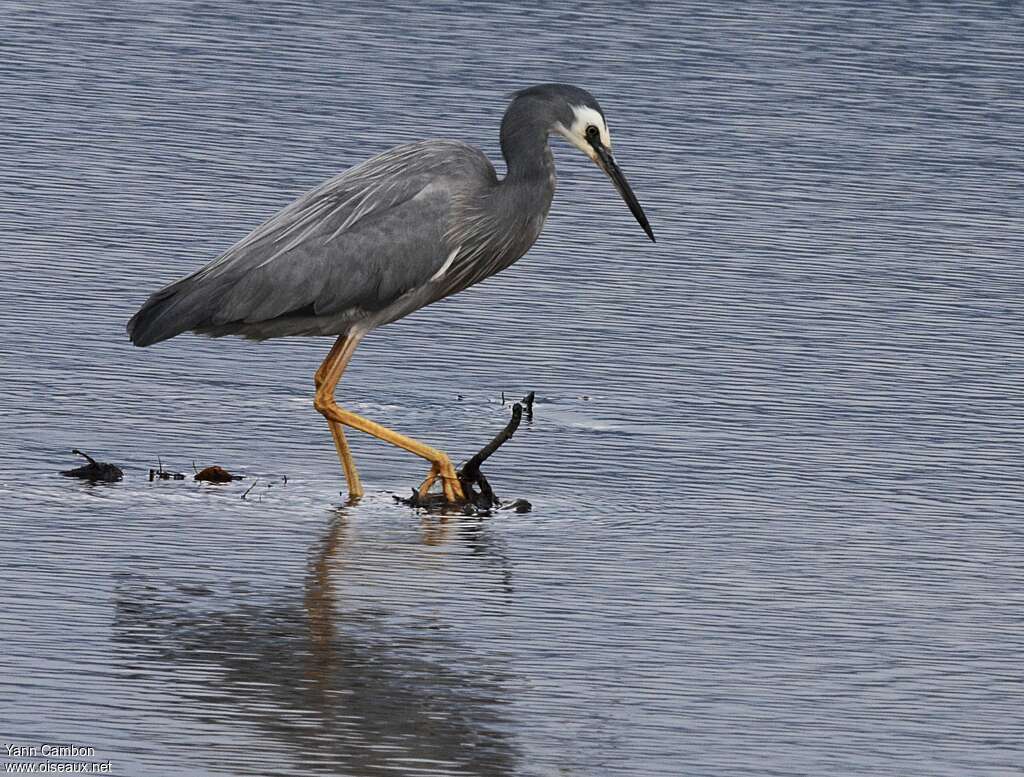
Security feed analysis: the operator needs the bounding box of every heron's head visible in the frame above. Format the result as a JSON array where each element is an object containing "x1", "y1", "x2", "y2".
[{"x1": 508, "y1": 84, "x2": 655, "y2": 242}]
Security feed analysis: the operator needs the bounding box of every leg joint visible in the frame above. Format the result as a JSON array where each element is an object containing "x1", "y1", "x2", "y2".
[{"x1": 313, "y1": 393, "x2": 333, "y2": 415}]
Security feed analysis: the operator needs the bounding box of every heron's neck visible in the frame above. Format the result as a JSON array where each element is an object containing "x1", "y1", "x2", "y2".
[
  {"x1": 502, "y1": 139, "x2": 555, "y2": 186},
  {"x1": 499, "y1": 112, "x2": 556, "y2": 185},
  {"x1": 494, "y1": 141, "x2": 555, "y2": 245}
]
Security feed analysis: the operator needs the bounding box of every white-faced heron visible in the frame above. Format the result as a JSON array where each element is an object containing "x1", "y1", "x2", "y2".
[{"x1": 128, "y1": 83, "x2": 654, "y2": 503}]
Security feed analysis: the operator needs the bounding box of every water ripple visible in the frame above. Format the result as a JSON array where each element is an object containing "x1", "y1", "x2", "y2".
[{"x1": 2, "y1": 2, "x2": 1022, "y2": 775}]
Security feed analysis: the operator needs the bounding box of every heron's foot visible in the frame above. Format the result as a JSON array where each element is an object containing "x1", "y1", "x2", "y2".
[
  {"x1": 418, "y1": 464, "x2": 439, "y2": 498},
  {"x1": 418, "y1": 457, "x2": 465, "y2": 504}
]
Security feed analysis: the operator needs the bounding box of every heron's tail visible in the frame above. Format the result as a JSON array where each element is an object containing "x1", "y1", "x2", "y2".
[{"x1": 126, "y1": 276, "x2": 216, "y2": 347}]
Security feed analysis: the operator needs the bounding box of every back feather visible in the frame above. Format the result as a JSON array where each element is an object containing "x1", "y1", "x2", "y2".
[{"x1": 127, "y1": 140, "x2": 495, "y2": 345}]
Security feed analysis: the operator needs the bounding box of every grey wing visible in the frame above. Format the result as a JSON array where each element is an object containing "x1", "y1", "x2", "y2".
[{"x1": 127, "y1": 141, "x2": 493, "y2": 345}]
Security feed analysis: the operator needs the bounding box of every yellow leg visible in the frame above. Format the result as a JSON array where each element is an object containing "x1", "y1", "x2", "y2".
[
  {"x1": 315, "y1": 336, "x2": 363, "y2": 499},
  {"x1": 313, "y1": 332, "x2": 465, "y2": 503},
  {"x1": 328, "y1": 422, "x2": 363, "y2": 499}
]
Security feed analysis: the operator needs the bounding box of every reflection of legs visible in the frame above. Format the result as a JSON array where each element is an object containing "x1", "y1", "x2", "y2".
[{"x1": 313, "y1": 332, "x2": 465, "y2": 503}]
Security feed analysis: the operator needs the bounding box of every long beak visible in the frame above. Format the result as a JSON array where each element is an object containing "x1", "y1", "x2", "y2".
[{"x1": 590, "y1": 139, "x2": 655, "y2": 242}]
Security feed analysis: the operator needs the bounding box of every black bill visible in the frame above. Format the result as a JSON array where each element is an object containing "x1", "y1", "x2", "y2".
[{"x1": 590, "y1": 140, "x2": 655, "y2": 242}]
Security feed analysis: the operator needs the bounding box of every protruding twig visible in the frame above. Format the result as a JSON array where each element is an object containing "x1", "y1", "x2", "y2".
[
  {"x1": 73, "y1": 449, "x2": 98, "y2": 467},
  {"x1": 241, "y1": 479, "x2": 259, "y2": 500},
  {"x1": 461, "y1": 402, "x2": 522, "y2": 480},
  {"x1": 521, "y1": 391, "x2": 535, "y2": 419},
  {"x1": 150, "y1": 456, "x2": 184, "y2": 480}
]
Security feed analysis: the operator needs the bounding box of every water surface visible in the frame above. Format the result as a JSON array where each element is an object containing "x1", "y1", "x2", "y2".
[{"x1": 2, "y1": 2, "x2": 1022, "y2": 775}]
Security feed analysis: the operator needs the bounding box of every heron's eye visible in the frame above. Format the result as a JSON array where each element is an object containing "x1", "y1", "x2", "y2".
[{"x1": 585, "y1": 125, "x2": 601, "y2": 142}]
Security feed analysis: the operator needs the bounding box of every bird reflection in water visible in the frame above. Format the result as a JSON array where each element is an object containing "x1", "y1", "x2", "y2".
[{"x1": 113, "y1": 511, "x2": 518, "y2": 776}]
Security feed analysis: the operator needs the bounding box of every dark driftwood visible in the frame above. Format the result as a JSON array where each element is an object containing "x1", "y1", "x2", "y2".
[
  {"x1": 397, "y1": 400, "x2": 532, "y2": 514},
  {"x1": 61, "y1": 449, "x2": 123, "y2": 482},
  {"x1": 462, "y1": 403, "x2": 522, "y2": 480},
  {"x1": 459, "y1": 401, "x2": 522, "y2": 509}
]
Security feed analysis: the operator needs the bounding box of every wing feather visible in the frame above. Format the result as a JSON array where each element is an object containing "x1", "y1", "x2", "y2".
[{"x1": 127, "y1": 141, "x2": 496, "y2": 345}]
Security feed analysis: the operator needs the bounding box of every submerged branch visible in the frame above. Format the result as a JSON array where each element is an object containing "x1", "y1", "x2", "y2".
[
  {"x1": 398, "y1": 399, "x2": 531, "y2": 514},
  {"x1": 61, "y1": 449, "x2": 124, "y2": 482}
]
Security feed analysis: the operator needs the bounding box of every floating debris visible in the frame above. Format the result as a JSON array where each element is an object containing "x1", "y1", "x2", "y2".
[
  {"x1": 194, "y1": 465, "x2": 242, "y2": 483},
  {"x1": 500, "y1": 498, "x2": 532, "y2": 513},
  {"x1": 398, "y1": 401, "x2": 528, "y2": 514},
  {"x1": 150, "y1": 456, "x2": 184, "y2": 481},
  {"x1": 61, "y1": 449, "x2": 123, "y2": 482}
]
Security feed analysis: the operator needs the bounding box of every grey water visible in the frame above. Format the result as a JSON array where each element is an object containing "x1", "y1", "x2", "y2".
[{"x1": 1, "y1": 2, "x2": 1022, "y2": 775}]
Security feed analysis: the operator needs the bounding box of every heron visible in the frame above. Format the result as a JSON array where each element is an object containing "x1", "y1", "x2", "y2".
[{"x1": 127, "y1": 84, "x2": 654, "y2": 504}]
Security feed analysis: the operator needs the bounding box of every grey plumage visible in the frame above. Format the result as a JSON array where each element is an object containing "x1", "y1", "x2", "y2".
[{"x1": 128, "y1": 84, "x2": 650, "y2": 347}]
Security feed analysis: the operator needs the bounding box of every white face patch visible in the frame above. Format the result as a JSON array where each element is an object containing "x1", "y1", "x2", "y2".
[{"x1": 554, "y1": 105, "x2": 612, "y2": 161}]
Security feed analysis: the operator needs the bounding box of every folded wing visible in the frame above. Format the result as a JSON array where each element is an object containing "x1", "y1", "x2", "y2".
[{"x1": 127, "y1": 140, "x2": 494, "y2": 345}]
